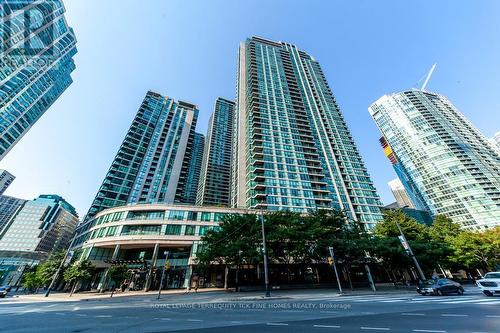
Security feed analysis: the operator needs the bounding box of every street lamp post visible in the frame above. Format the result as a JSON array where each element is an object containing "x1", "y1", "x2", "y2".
[
  {"x1": 328, "y1": 246, "x2": 343, "y2": 294},
  {"x1": 395, "y1": 221, "x2": 426, "y2": 282},
  {"x1": 259, "y1": 207, "x2": 271, "y2": 297},
  {"x1": 157, "y1": 251, "x2": 169, "y2": 300}
]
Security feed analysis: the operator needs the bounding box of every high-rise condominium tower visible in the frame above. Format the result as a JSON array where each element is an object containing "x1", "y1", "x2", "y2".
[
  {"x1": 0, "y1": 0, "x2": 77, "y2": 160},
  {"x1": 85, "y1": 91, "x2": 199, "y2": 219},
  {"x1": 369, "y1": 90, "x2": 500, "y2": 230},
  {"x1": 232, "y1": 37, "x2": 383, "y2": 226},
  {"x1": 181, "y1": 132, "x2": 205, "y2": 204},
  {"x1": 388, "y1": 178, "x2": 415, "y2": 209},
  {"x1": 197, "y1": 98, "x2": 235, "y2": 206},
  {"x1": 0, "y1": 169, "x2": 15, "y2": 195}
]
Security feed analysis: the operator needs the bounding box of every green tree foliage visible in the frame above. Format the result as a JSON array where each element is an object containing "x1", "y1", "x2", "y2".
[
  {"x1": 63, "y1": 260, "x2": 95, "y2": 284},
  {"x1": 449, "y1": 227, "x2": 500, "y2": 271},
  {"x1": 108, "y1": 264, "x2": 130, "y2": 285},
  {"x1": 22, "y1": 271, "x2": 43, "y2": 292}
]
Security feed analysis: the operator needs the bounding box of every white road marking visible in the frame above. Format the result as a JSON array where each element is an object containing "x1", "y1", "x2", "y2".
[
  {"x1": 75, "y1": 314, "x2": 87, "y2": 317},
  {"x1": 73, "y1": 307, "x2": 80, "y2": 311},
  {"x1": 441, "y1": 314, "x2": 468, "y2": 317},
  {"x1": 187, "y1": 319, "x2": 204, "y2": 322},
  {"x1": 161, "y1": 318, "x2": 171, "y2": 321},
  {"x1": 96, "y1": 315, "x2": 112, "y2": 318},
  {"x1": 413, "y1": 330, "x2": 447, "y2": 333},
  {"x1": 360, "y1": 327, "x2": 390, "y2": 331},
  {"x1": 313, "y1": 324, "x2": 341, "y2": 328},
  {"x1": 267, "y1": 323, "x2": 289, "y2": 326},
  {"x1": 485, "y1": 315, "x2": 500, "y2": 318},
  {"x1": 378, "y1": 300, "x2": 404, "y2": 303},
  {"x1": 402, "y1": 313, "x2": 425, "y2": 316},
  {"x1": 477, "y1": 301, "x2": 500, "y2": 305},
  {"x1": 231, "y1": 321, "x2": 243, "y2": 324}
]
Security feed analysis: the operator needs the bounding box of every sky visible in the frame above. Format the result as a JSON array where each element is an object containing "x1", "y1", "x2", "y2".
[{"x1": 1, "y1": 0, "x2": 499, "y2": 217}]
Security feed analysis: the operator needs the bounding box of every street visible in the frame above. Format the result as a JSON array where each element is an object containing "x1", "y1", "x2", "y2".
[{"x1": 1, "y1": 288, "x2": 499, "y2": 332}]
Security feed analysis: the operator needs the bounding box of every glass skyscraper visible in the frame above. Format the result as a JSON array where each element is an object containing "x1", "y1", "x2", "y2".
[
  {"x1": 0, "y1": 0, "x2": 77, "y2": 160},
  {"x1": 197, "y1": 97, "x2": 235, "y2": 206},
  {"x1": 85, "y1": 91, "x2": 199, "y2": 220},
  {"x1": 370, "y1": 90, "x2": 500, "y2": 230},
  {"x1": 181, "y1": 132, "x2": 204, "y2": 204},
  {"x1": 232, "y1": 37, "x2": 383, "y2": 226},
  {"x1": 0, "y1": 194, "x2": 26, "y2": 231}
]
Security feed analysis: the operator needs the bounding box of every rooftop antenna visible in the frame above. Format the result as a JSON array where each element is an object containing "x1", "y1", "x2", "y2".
[{"x1": 421, "y1": 63, "x2": 437, "y2": 91}]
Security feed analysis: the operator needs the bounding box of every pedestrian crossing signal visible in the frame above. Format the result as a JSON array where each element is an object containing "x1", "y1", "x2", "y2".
[{"x1": 327, "y1": 256, "x2": 334, "y2": 266}]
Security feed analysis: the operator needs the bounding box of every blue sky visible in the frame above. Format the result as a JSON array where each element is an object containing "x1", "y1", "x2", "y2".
[{"x1": 1, "y1": 0, "x2": 499, "y2": 217}]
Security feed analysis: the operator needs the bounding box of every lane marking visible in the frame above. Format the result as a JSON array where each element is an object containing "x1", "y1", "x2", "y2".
[
  {"x1": 161, "y1": 318, "x2": 171, "y2": 321},
  {"x1": 187, "y1": 319, "x2": 204, "y2": 322},
  {"x1": 96, "y1": 315, "x2": 112, "y2": 318},
  {"x1": 441, "y1": 314, "x2": 468, "y2": 317},
  {"x1": 413, "y1": 330, "x2": 446, "y2": 333},
  {"x1": 360, "y1": 327, "x2": 390, "y2": 331},
  {"x1": 75, "y1": 314, "x2": 87, "y2": 317},
  {"x1": 379, "y1": 300, "x2": 405, "y2": 303},
  {"x1": 477, "y1": 301, "x2": 500, "y2": 305},
  {"x1": 231, "y1": 321, "x2": 243, "y2": 324},
  {"x1": 73, "y1": 307, "x2": 80, "y2": 311},
  {"x1": 313, "y1": 324, "x2": 341, "y2": 328},
  {"x1": 485, "y1": 315, "x2": 500, "y2": 318},
  {"x1": 267, "y1": 323, "x2": 289, "y2": 326},
  {"x1": 402, "y1": 313, "x2": 425, "y2": 316}
]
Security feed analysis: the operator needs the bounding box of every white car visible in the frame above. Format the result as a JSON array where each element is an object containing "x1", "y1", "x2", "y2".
[{"x1": 477, "y1": 272, "x2": 500, "y2": 296}]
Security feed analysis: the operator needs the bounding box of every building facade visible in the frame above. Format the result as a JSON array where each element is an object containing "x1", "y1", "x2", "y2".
[
  {"x1": 388, "y1": 178, "x2": 415, "y2": 209},
  {"x1": 181, "y1": 132, "x2": 204, "y2": 204},
  {"x1": 0, "y1": 0, "x2": 77, "y2": 160},
  {"x1": 197, "y1": 98, "x2": 235, "y2": 206},
  {"x1": 72, "y1": 204, "x2": 253, "y2": 290},
  {"x1": 370, "y1": 90, "x2": 500, "y2": 230},
  {"x1": 232, "y1": 37, "x2": 383, "y2": 226},
  {"x1": 0, "y1": 194, "x2": 26, "y2": 231},
  {"x1": 490, "y1": 132, "x2": 500, "y2": 152},
  {"x1": 0, "y1": 169, "x2": 15, "y2": 195},
  {"x1": 0, "y1": 194, "x2": 78, "y2": 285},
  {"x1": 85, "y1": 91, "x2": 199, "y2": 220}
]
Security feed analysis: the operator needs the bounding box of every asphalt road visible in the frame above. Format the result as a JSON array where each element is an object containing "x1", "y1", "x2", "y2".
[{"x1": 1, "y1": 288, "x2": 499, "y2": 332}]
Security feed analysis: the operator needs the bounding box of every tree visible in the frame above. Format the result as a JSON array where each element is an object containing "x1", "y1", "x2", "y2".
[
  {"x1": 22, "y1": 271, "x2": 43, "y2": 293},
  {"x1": 449, "y1": 227, "x2": 500, "y2": 272},
  {"x1": 107, "y1": 265, "x2": 130, "y2": 289},
  {"x1": 63, "y1": 260, "x2": 95, "y2": 296},
  {"x1": 429, "y1": 215, "x2": 462, "y2": 242},
  {"x1": 36, "y1": 251, "x2": 65, "y2": 286}
]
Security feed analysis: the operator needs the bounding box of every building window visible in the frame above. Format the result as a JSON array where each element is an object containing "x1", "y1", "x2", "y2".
[
  {"x1": 201, "y1": 212, "x2": 211, "y2": 221},
  {"x1": 168, "y1": 210, "x2": 185, "y2": 220},
  {"x1": 184, "y1": 225, "x2": 196, "y2": 236},
  {"x1": 165, "y1": 224, "x2": 182, "y2": 235}
]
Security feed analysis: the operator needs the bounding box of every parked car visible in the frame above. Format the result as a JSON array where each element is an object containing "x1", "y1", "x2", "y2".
[
  {"x1": 476, "y1": 272, "x2": 500, "y2": 296},
  {"x1": 2, "y1": 285, "x2": 12, "y2": 292},
  {"x1": 417, "y1": 278, "x2": 464, "y2": 296},
  {"x1": 0, "y1": 286, "x2": 8, "y2": 298}
]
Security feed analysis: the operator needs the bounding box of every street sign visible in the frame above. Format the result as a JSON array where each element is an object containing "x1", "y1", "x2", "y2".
[{"x1": 398, "y1": 235, "x2": 410, "y2": 250}]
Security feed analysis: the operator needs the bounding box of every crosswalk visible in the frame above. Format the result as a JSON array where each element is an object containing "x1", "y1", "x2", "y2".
[{"x1": 303, "y1": 294, "x2": 500, "y2": 305}]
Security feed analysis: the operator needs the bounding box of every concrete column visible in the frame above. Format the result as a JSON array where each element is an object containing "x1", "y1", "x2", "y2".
[{"x1": 144, "y1": 243, "x2": 160, "y2": 291}]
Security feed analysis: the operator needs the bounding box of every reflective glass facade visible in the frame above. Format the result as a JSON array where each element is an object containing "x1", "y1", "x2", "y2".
[
  {"x1": 86, "y1": 91, "x2": 199, "y2": 220},
  {"x1": 0, "y1": 0, "x2": 77, "y2": 160},
  {"x1": 197, "y1": 97, "x2": 234, "y2": 206},
  {"x1": 232, "y1": 37, "x2": 383, "y2": 226},
  {"x1": 0, "y1": 194, "x2": 78, "y2": 253},
  {"x1": 0, "y1": 194, "x2": 26, "y2": 231},
  {"x1": 181, "y1": 132, "x2": 204, "y2": 204},
  {"x1": 370, "y1": 90, "x2": 500, "y2": 230}
]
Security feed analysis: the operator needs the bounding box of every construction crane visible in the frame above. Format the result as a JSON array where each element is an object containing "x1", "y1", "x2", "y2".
[{"x1": 421, "y1": 63, "x2": 437, "y2": 91}]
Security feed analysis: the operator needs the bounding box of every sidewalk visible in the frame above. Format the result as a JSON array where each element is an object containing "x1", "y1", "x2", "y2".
[{"x1": 7, "y1": 288, "x2": 222, "y2": 303}]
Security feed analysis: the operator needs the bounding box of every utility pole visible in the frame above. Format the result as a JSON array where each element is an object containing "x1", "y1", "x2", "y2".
[
  {"x1": 260, "y1": 207, "x2": 271, "y2": 297},
  {"x1": 157, "y1": 251, "x2": 169, "y2": 300},
  {"x1": 328, "y1": 246, "x2": 343, "y2": 294},
  {"x1": 395, "y1": 222, "x2": 426, "y2": 282}
]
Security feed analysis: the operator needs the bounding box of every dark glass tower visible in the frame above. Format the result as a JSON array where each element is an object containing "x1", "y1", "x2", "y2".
[
  {"x1": 197, "y1": 98, "x2": 235, "y2": 206},
  {"x1": 180, "y1": 132, "x2": 204, "y2": 204},
  {"x1": 0, "y1": 0, "x2": 77, "y2": 160},
  {"x1": 232, "y1": 37, "x2": 383, "y2": 226},
  {"x1": 85, "y1": 91, "x2": 199, "y2": 219}
]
